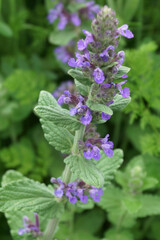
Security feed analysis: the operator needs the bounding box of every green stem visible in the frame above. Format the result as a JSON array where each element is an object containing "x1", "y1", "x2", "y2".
[
  {"x1": 43, "y1": 125, "x2": 85, "y2": 240},
  {"x1": 116, "y1": 210, "x2": 127, "y2": 232}
]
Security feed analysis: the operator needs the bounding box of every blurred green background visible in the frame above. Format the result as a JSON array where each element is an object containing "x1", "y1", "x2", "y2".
[{"x1": 0, "y1": 0, "x2": 160, "y2": 239}]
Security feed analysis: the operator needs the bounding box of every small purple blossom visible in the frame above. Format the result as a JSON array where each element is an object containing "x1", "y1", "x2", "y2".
[
  {"x1": 51, "y1": 178, "x2": 103, "y2": 204},
  {"x1": 52, "y1": 81, "x2": 74, "y2": 99},
  {"x1": 116, "y1": 81, "x2": 130, "y2": 98},
  {"x1": 70, "y1": 99, "x2": 92, "y2": 125},
  {"x1": 82, "y1": 134, "x2": 114, "y2": 160},
  {"x1": 93, "y1": 67, "x2": 105, "y2": 84},
  {"x1": 118, "y1": 24, "x2": 134, "y2": 39},
  {"x1": 57, "y1": 90, "x2": 72, "y2": 105},
  {"x1": 101, "y1": 113, "x2": 111, "y2": 121},
  {"x1": 71, "y1": 13, "x2": 81, "y2": 26},
  {"x1": 18, "y1": 213, "x2": 42, "y2": 237}
]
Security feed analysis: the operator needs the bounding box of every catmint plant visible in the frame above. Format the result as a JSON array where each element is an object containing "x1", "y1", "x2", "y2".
[{"x1": 0, "y1": 4, "x2": 133, "y2": 240}]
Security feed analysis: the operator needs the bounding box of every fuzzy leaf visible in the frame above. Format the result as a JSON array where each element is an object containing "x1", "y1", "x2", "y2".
[
  {"x1": 0, "y1": 178, "x2": 64, "y2": 219},
  {"x1": 115, "y1": 66, "x2": 131, "y2": 79},
  {"x1": 64, "y1": 155, "x2": 104, "y2": 187},
  {"x1": 40, "y1": 119, "x2": 74, "y2": 154},
  {"x1": 75, "y1": 79, "x2": 90, "y2": 96},
  {"x1": 136, "y1": 194, "x2": 160, "y2": 218},
  {"x1": 34, "y1": 91, "x2": 82, "y2": 131},
  {"x1": 1, "y1": 170, "x2": 26, "y2": 187},
  {"x1": 95, "y1": 149, "x2": 123, "y2": 184},
  {"x1": 110, "y1": 94, "x2": 131, "y2": 111},
  {"x1": 68, "y1": 69, "x2": 90, "y2": 86},
  {"x1": 87, "y1": 100, "x2": 113, "y2": 115}
]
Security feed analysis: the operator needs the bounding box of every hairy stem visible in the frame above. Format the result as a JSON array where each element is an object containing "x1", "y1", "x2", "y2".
[{"x1": 43, "y1": 125, "x2": 85, "y2": 240}]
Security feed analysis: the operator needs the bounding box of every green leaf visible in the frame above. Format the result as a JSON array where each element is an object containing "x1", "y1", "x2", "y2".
[
  {"x1": 110, "y1": 94, "x2": 131, "y2": 111},
  {"x1": 40, "y1": 119, "x2": 74, "y2": 154},
  {"x1": 123, "y1": 196, "x2": 142, "y2": 214},
  {"x1": 64, "y1": 155, "x2": 104, "y2": 187},
  {"x1": 67, "y1": 2, "x2": 86, "y2": 12},
  {"x1": 115, "y1": 66, "x2": 130, "y2": 79},
  {"x1": 87, "y1": 100, "x2": 113, "y2": 115},
  {"x1": 75, "y1": 79, "x2": 90, "y2": 96},
  {"x1": 49, "y1": 29, "x2": 77, "y2": 45},
  {"x1": 1, "y1": 170, "x2": 26, "y2": 187},
  {"x1": 95, "y1": 149, "x2": 123, "y2": 184},
  {"x1": 0, "y1": 178, "x2": 64, "y2": 219},
  {"x1": 68, "y1": 69, "x2": 90, "y2": 86},
  {"x1": 105, "y1": 229, "x2": 134, "y2": 240},
  {"x1": 136, "y1": 194, "x2": 160, "y2": 218},
  {"x1": 75, "y1": 208, "x2": 105, "y2": 235},
  {"x1": 34, "y1": 91, "x2": 82, "y2": 131},
  {"x1": 0, "y1": 21, "x2": 13, "y2": 37},
  {"x1": 38, "y1": 90, "x2": 61, "y2": 109}
]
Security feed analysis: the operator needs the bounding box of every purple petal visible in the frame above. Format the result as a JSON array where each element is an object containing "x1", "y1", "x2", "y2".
[
  {"x1": 68, "y1": 58, "x2": 77, "y2": 67},
  {"x1": 101, "y1": 113, "x2": 111, "y2": 121}
]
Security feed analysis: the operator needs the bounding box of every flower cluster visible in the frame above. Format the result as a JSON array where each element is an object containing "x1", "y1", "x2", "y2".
[
  {"x1": 53, "y1": 80, "x2": 74, "y2": 99},
  {"x1": 58, "y1": 91, "x2": 92, "y2": 125},
  {"x1": 68, "y1": 6, "x2": 133, "y2": 106},
  {"x1": 54, "y1": 41, "x2": 75, "y2": 63},
  {"x1": 51, "y1": 177, "x2": 103, "y2": 204},
  {"x1": 18, "y1": 213, "x2": 42, "y2": 237},
  {"x1": 79, "y1": 132, "x2": 114, "y2": 160},
  {"x1": 47, "y1": 1, "x2": 100, "y2": 30}
]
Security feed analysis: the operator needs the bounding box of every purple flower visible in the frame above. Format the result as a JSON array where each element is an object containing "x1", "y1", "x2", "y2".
[
  {"x1": 58, "y1": 14, "x2": 68, "y2": 30},
  {"x1": 18, "y1": 213, "x2": 42, "y2": 237},
  {"x1": 54, "y1": 188, "x2": 64, "y2": 198},
  {"x1": 52, "y1": 81, "x2": 74, "y2": 99},
  {"x1": 47, "y1": 3, "x2": 63, "y2": 24},
  {"x1": 93, "y1": 67, "x2": 105, "y2": 84},
  {"x1": 70, "y1": 100, "x2": 92, "y2": 125},
  {"x1": 82, "y1": 134, "x2": 114, "y2": 160},
  {"x1": 121, "y1": 74, "x2": 128, "y2": 79},
  {"x1": 99, "y1": 45, "x2": 115, "y2": 61},
  {"x1": 101, "y1": 113, "x2": 111, "y2": 121},
  {"x1": 51, "y1": 178, "x2": 103, "y2": 204},
  {"x1": 89, "y1": 188, "x2": 103, "y2": 202},
  {"x1": 57, "y1": 90, "x2": 72, "y2": 105},
  {"x1": 117, "y1": 51, "x2": 125, "y2": 66},
  {"x1": 54, "y1": 42, "x2": 74, "y2": 63},
  {"x1": 83, "y1": 29, "x2": 94, "y2": 45},
  {"x1": 71, "y1": 13, "x2": 81, "y2": 26},
  {"x1": 68, "y1": 58, "x2": 77, "y2": 67},
  {"x1": 77, "y1": 39, "x2": 87, "y2": 51},
  {"x1": 116, "y1": 81, "x2": 130, "y2": 98},
  {"x1": 118, "y1": 24, "x2": 134, "y2": 39}
]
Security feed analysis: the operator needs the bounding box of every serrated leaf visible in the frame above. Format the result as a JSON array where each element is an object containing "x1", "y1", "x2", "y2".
[
  {"x1": 38, "y1": 90, "x2": 61, "y2": 109},
  {"x1": 123, "y1": 197, "x2": 142, "y2": 214},
  {"x1": 75, "y1": 79, "x2": 90, "y2": 96},
  {"x1": 110, "y1": 94, "x2": 131, "y2": 111},
  {"x1": 49, "y1": 29, "x2": 77, "y2": 45},
  {"x1": 87, "y1": 100, "x2": 113, "y2": 115},
  {"x1": 35, "y1": 105, "x2": 81, "y2": 131},
  {"x1": 95, "y1": 149, "x2": 123, "y2": 184},
  {"x1": 0, "y1": 179, "x2": 64, "y2": 219},
  {"x1": 40, "y1": 119, "x2": 74, "y2": 154},
  {"x1": 136, "y1": 194, "x2": 160, "y2": 218},
  {"x1": 34, "y1": 91, "x2": 82, "y2": 131},
  {"x1": 64, "y1": 155, "x2": 104, "y2": 187},
  {"x1": 68, "y1": 69, "x2": 90, "y2": 86},
  {"x1": 1, "y1": 170, "x2": 26, "y2": 187},
  {"x1": 115, "y1": 66, "x2": 131, "y2": 79}
]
